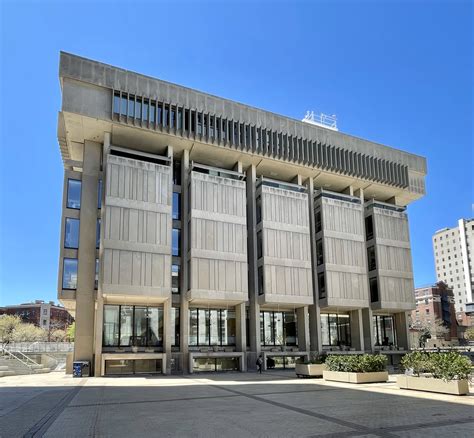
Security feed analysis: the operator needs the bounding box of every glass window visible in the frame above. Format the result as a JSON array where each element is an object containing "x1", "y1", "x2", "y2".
[
  {"x1": 64, "y1": 218, "x2": 80, "y2": 249},
  {"x1": 318, "y1": 272, "x2": 326, "y2": 299},
  {"x1": 172, "y1": 264, "x2": 180, "y2": 293},
  {"x1": 113, "y1": 93, "x2": 120, "y2": 114},
  {"x1": 260, "y1": 311, "x2": 297, "y2": 346},
  {"x1": 321, "y1": 313, "x2": 351, "y2": 347},
  {"x1": 136, "y1": 98, "x2": 142, "y2": 119},
  {"x1": 172, "y1": 229, "x2": 180, "y2": 256},
  {"x1": 146, "y1": 307, "x2": 163, "y2": 347},
  {"x1": 62, "y1": 258, "x2": 78, "y2": 289},
  {"x1": 95, "y1": 258, "x2": 99, "y2": 289},
  {"x1": 370, "y1": 277, "x2": 379, "y2": 302},
  {"x1": 97, "y1": 179, "x2": 102, "y2": 209},
  {"x1": 316, "y1": 239, "x2": 324, "y2": 265},
  {"x1": 373, "y1": 315, "x2": 396, "y2": 347},
  {"x1": 128, "y1": 96, "x2": 135, "y2": 118},
  {"x1": 173, "y1": 160, "x2": 181, "y2": 185},
  {"x1": 96, "y1": 219, "x2": 101, "y2": 249},
  {"x1": 284, "y1": 312, "x2": 297, "y2": 345},
  {"x1": 367, "y1": 246, "x2": 376, "y2": 271},
  {"x1": 121, "y1": 95, "x2": 127, "y2": 116},
  {"x1": 256, "y1": 196, "x2": 262, "y2": 223},
  {"x1": 257, "y1": 231, "x2": 263, "y2": 259},
  {"x1": 119, "y1": 306, "x2": 133, "y2": 346},
  {"x1": 258, "y1": 266, "x2": 264, "y2": 295},
  {"x1": 134, "y1": 307, "x2": 147, "y2": 346},
  {"x1": 172, "y1": 307, "x2": 180, "y2": 347},
  {"x1": 365, "y1": 215, "x2": 374, "y2": 240},
  {"x1": 103, "y1": 305, "x2": 119, "y2": 346},
  {"x1": 189, "y1": 309, "x2": 198, "y2": 346},
  {"x1": 67, "y1": 179, "x2": 81, "y2": 209},
  {"x1": 315, "y1": 210, "x2": 322, "y2": 233},
  {"x1": 224, "y1": 310, "x2": 236, "y2": 346},
  {"x1": 163, "y1": 106, "x2": 168, "y2": 127},
  {"x1": 143, "y1": 100, "x2": 149, "y2": 121},
  {"x1": 150, "y1": 102, "x2": 156, "y2": 123},
  {"x1": 172, "y1": 192, "x2": 181, "y2": 220}
]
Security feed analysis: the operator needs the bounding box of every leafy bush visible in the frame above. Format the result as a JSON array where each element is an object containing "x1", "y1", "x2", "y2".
[
  {"x1": 297, "y1": 353, "x2": 327, "y2": 365},
  {"x1": 401, "y1": 351, "x2": 472, "y2": 381},
  {"x1": 325, "y1": 354, "x2": 387, "y2": 373}
]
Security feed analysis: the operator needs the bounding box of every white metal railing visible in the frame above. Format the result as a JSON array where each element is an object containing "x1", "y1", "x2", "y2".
[
  {"x1": 1, "y1": 345, "x2": 40, "y2": 371},
  {"x1": 302, "y1": 110, "x2": 338, "y2": 131},
  {"x1": 6, "y1": 342, "x2": 74, "y2": 353}
]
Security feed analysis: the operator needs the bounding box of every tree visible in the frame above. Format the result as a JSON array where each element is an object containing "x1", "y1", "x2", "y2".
[
  {"x1": 465, "y1": 326, "x2": 474, "y2": 342},
  {"x1": 66, "y1": 322, "x2": 75, "y2": 342},
  {"x1": 50, "y1": 329, "x2": 68, "y2": 342},
  {"x1": 11, "y1": 323, "x2": 47, "y2": 342},
  {"x1": 0, "y1": 315, "x2": 22, "y2": 347},
  {"x1": 409, "y1": 316, "x2": 450, "y2": 348}
]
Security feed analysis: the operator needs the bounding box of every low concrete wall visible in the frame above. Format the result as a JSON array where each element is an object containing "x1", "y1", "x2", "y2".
[
  {"x1": 323, "y1": 370, "x2": 388, "y2": 383},
  {"x1": 397, "y1": 375, "x2": 469, "y2": 396}
]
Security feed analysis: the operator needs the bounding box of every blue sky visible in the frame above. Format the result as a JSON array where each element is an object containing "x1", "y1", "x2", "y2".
[{"x1": 0, "y1": 0, "x2": 472, "y2": 305}]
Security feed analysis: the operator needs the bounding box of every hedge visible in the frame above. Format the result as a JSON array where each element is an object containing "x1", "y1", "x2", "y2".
[{"x1": 325, "y1": 354, "x2": 387, "y2": 373}]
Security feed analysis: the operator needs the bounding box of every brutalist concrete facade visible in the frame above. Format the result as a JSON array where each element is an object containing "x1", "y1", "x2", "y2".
[{"x1": 56, "y1": 52, "x2": 426, "y2": 376}]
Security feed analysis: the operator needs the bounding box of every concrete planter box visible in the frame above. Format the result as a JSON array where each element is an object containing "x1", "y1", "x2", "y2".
[
  {"x1": 295, "y1": 363, "x2": 326, "y2": 377},
  {"x1": 323, "y1": 370, "x2": 388, "y2": 384},
  {"x1": 397, "y1": 375, "x2": 469, "y2": 396}
]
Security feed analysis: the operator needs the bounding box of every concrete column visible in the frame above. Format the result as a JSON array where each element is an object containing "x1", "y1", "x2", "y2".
[
  {"x1": 297, "y1": 306, "x2": 310, "y2": 352},
  {"x1": 94, "y1": 133, "x2": 110, "y2": 376},
  {"x1": 246, "y1": 164, "x2": 260, "y2": 370},
  {"x1": 180, "y1": 149, "x2": 190, "y2": 373},
  {"x1": 235, "y1": 303, "x2": 247, "y2": 371},
  {"x1": 163, "y1": 298, "x2": 172, "y2": 374},
  {"x1": 307, "y1": 177, "x2": 322, "y2": 352},
  {"x1": 361, "y1": 308, "x2": 374, "y2": 352},
  {"x1": 74, "y1": 140, "x2": 101, "y2": 372},
  {"x1": 349, "y1": 309, "x2": 364, "y2": 351},
  {"x1": 394, "y1": 312, "x2": 410, "y2": 350}
]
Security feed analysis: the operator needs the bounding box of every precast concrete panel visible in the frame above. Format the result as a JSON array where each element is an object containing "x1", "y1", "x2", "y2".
[
  {"x1": 188, "y1": 171, "x2": 248, "y2": 303},
  {"x1": 259, "y1": 185, "x2": 313, "y2": 306},
  {"x1": 101, "y1": 154, "x2": 172, "y2": 300},
  {"x1": 317, "y1": 196, "x2": 369, "y2": 308},
  {"x1": 370, "y1": 206, "x2": 415, "y2": 311}
]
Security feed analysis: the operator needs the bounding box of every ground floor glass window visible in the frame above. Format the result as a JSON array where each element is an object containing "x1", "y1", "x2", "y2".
[
  {"x1": 321, "y1": 313, "x2": 351, "y2": 347},
  {"x1": 189, "y1": 308, "x2": 236, "y2": 346},
  {"x1": 260, "y1": 311, "x2": 297, "y2": 346},
  {"x1": 373, "y1": 315, "x2": 396, "y2": 347}
]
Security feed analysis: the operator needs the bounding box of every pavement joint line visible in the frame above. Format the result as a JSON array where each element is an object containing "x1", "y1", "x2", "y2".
[
  {"x1": 197, "y1": 381, "x2": 398, "y2": 438},
  {"x1": 380, "y1": 416, "x2": 474, "y2": 432},
  {"x1": 22, "y1": 378, "x2": 86, "y2": 438},
  {"x1": 66, "y1": 393, "x2": 240, "y2": 408}
]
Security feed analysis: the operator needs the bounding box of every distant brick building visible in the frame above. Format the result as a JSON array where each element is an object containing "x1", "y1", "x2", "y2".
[
  {"x1": 0, "y1": 300, "x2": 74, "y2": 332},
  {"x1": 411, "y1": 282, "x2": 457, "y2": 341}
]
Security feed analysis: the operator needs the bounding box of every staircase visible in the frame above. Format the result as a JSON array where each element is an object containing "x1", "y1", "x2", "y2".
[{"x1": 0, "y1": 347, "x2": 51, "y2": 377}]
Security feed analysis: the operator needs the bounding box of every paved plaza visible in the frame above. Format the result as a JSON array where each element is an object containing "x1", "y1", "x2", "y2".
[{"x1": 0, "y1": 371, "x2": 473, "y2": 437}]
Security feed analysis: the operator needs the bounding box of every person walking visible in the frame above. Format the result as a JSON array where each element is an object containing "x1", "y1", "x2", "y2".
[{"x1": 256, "y1": 354, "x2": 263, "y2": 374}]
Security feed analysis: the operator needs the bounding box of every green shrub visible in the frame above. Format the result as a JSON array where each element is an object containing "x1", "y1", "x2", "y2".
[
  {"x1": 325, "y1": 354, "x2": 387, "y2": 373},
  {"x1": 297, "y1": 353, "x2": 327, "y2": 365},
  {"x1": 401, "y1": 351, "x2": 472, "y2": 381}
]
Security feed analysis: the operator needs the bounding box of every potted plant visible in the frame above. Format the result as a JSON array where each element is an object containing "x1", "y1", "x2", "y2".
[
  {"x1": 295, "y1": 353, "x2": 327, "y2": 378},
  {"x1": 397, "y1": 351, "x2": 471, "y2": 395},
  {"x1": 323, "y1": 354, "x2": 388, "y2": 383}
]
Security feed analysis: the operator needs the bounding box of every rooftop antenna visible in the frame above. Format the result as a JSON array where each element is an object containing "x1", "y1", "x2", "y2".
[{"x1": 302, "y1": 110, "x2": 338, "y2": 131}]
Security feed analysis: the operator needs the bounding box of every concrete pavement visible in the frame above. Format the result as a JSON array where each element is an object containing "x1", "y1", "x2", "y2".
[{"x1": 0, "y1": 371, "x2": 473, "y2": 437}]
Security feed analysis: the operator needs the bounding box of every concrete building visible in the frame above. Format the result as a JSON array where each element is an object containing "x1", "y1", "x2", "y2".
[
  {"x1": 411, "y1": 283, "x2": 457, "y2": 343},
  {"x1": 433, "y1": 218, "x2": 474, "y2": 315},
  {"x1": 56, "y1": 52, "x2": 426, "y2": 375},
  {"x1": 0, "y1": 301, "x2": 74, "y2": 332}
]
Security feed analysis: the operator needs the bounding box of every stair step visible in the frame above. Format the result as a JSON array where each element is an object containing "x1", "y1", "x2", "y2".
[
  {"x1": 0, "y1": 366, "x2": 8, "y2": 371},
  {"x1": 0, "y1": 371, "x2": 16, "y2": 377}
]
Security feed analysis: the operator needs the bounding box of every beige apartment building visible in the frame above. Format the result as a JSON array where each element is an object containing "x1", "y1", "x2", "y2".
[
  {"x1": 433, "y1": 219, "x2": 474, "y2": 315},
  {"x1": 56, "y1": 52, "x2": 426, "y2": 376}
]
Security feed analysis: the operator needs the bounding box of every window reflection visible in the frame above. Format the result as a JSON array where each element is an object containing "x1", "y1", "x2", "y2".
[
  {"x1": 64, "y1": 218, "x2": 80, "y2": 249},
  {"x1": 63, "y1": 258, "x2": 78, "y2": 289},
  {"x1": 172, "y1": 229, "x2": 180, "y2": 256},
  {"x1": 102, "y1": 305, "x2": 163, "y2": 348},
  {"x1": 321, "y1": 313, "x2": 351, "y2": 347},
  {"x1": 172, "y1": 192, "x2": 181, "y2": 220},
  {"x1": 189, "y1": 308, "x2": 236, "y2": 346},
  {"x1": 260, "y1": 311, "x2": 297, "y2": 346},
  {"x1": 373, "y1": 315, "x2": 396, "y2": 347},
  {"x1": 172, "y1": 264, "x2": 180, "y2": 293},
  {"x1": 67, "y1": 179, "x2": 81, "y2": 209}
]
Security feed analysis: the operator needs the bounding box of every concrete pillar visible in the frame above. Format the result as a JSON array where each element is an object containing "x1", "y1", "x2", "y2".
[
  {"x1": 180, "y1": 149, "x2": 190, "y2": 373},
  {"x1": 307, "y1": 177, "x2": 322, "y2": 352},
  {"x1": 246, "y1": 164, "x2": 260, "y2": 369},
  {"x1": 349, "y1": 309, "x2": 364, "y2": 351},
  {"x1": 297, "y1": 306, "x2": 310, "y2": 352},
  {"x1": 94, "y1": 133, "x2": 110, "y2": 376},
  {"x1": 343, "y1": 185, "x2": 354, "y2": 196},
  {"x1": 361, "y1": 308, "x2": 374, "y2": 352},
  {"x1": 235, "y1": 303, "x2": 247, "y2": 371},
  {"x1": 233, "y1": 161, "x2": 243, "y2": 173},
  {"x1": 74, "y1": 140, "x2": 101, "y2": 372},
  {"x1": 394, "y1": 312, "x2": 410, "y2": 350},
  {"x1": 163, "y1": 298, "x2": 172, "y2": 374}
]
